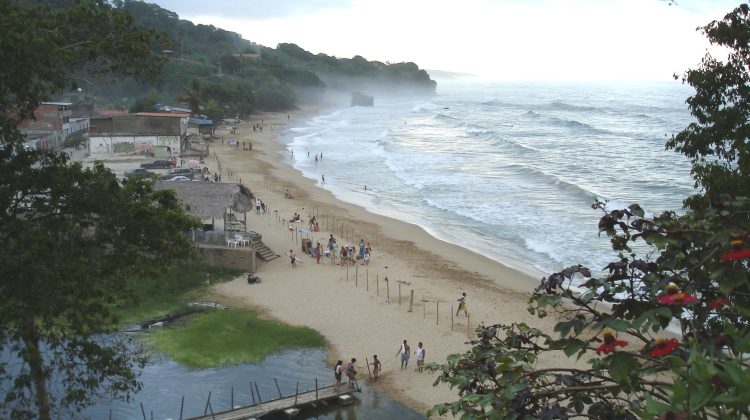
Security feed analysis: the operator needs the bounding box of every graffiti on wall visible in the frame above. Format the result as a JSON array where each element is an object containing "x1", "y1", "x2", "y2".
[
  {"x1": 113, "y1": 142, "x2": 134, "y2": 153},
  {"x1": 89, "y1": 136, "x2": 162, "y2": 158}
]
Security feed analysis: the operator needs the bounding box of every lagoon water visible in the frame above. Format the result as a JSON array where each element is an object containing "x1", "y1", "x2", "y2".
[
  {"x1": 285, "y1": 79, "x2": 696, "y2": 280},
  {"x1": 82, "y1": 348, "x2": 423, "y2": 419}
]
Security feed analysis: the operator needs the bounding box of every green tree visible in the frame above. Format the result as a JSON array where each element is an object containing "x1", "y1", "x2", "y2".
[
  {"x1": 176, "y1": 78, "x2": 202, "y2": 116},
  {"x1": 666, "y1": 3, "x2": 750, "y2": 210},
  {"x1": 0, "y1": 1, "x2": 197, "y2": 418},
  {"x1": 129, "y1": 88, "x2": 161, "y2": 113},
  {"x1": 430, "y1": 5, "x2": 750, "y2": 419},
  {"x1": 203, "y1": 98, "x2": 224, "y2": 122}
]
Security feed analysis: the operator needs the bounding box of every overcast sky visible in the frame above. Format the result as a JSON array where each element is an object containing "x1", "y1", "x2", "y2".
[{"x1": 150, "y1": 0, "x2": 742, "y2": 81}]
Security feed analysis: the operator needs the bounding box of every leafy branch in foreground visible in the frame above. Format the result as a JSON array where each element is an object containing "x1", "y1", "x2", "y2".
[
  {"x1": 0, "y1": 1, "x2": 194, "y2": 419},
  {"x1": 430, "y1": 4, "x2": 750, "y2": 420}
]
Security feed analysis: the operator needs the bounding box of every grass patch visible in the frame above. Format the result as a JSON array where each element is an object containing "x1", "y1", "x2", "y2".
[
  {"x1": 147, "y1": 309, "x2": 326, "y2": 368},
  {"x1": 114, "y1": 264, "x2": 244, "y2": 324}
]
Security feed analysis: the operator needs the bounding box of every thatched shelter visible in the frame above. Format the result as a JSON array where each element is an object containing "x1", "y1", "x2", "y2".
[{"x1": 154, "y1": 181, "x2": 254, "y2": 222}]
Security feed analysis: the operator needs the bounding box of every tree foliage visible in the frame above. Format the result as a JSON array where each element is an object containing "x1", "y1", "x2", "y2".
[
  {"x1": 0, "y1": 1, "x2": 197, "y2": 418},
  {"x1": 93, "y1": 1, "x2": 436, "y2": 113},
  {"x1": 430, "y1": 5, "x2": 750, "y2": 419},
  {"x1": 176, "y1": 79, "x2": 202, "y2": 116}
]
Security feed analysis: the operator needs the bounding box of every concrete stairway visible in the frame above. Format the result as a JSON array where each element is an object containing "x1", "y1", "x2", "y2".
[{"x1": 251, "y1": 239, "x2": 279, "y2": 261}]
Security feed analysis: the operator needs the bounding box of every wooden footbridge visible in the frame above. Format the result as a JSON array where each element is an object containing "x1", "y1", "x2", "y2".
[{"x1": 186, "y1": 381, "x2": 360, "y2": 420}]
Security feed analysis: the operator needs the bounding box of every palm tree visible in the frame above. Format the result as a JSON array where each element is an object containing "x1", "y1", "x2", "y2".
[{"x1": 177, "y1": 79, "x2": 201, "y2": 117}]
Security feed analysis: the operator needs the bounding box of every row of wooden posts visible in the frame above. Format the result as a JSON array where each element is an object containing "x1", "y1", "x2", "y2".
[
  {"x1": 261, "y1": 175, "x2": 477, "y2": 338},
  {"x1": 210, "y1": 166, "x2": 474, "y2": 339},
  {"x1": 214, "y1": 160, "x2": 476, "y2": 339},
  {"x1": 213, "y1": 154, "x2": 243, "y2": 185}
]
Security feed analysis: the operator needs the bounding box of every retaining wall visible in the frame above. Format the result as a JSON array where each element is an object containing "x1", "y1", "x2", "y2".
[{"x1": 197, "y1": 246, "x2": 256, "y2": 273}]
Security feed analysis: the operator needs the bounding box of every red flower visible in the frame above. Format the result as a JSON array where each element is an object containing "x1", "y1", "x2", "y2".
[
  {"x1": 649, "y1": 338, "x2": 679, "y2": 357},
  {"x1": 707, "y1": 298, "x2": 729, "y2": 310},
  {"x1": 657, "y1": 293, "x2": 697, "y2": 305},
  {"x1": 596, "y1": 331, "x2": 628, "y2": 355},
  {"x1": 657, "y1": 283, "x2": 697, "y2": 305},
  {"x1": 721, "y1": 248, "x2": 750, "y2": 261}
]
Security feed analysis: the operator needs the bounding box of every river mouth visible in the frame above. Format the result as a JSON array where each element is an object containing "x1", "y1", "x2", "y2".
[{"x1": 83, "y1": 347, "x2": 424, "y2": 419}]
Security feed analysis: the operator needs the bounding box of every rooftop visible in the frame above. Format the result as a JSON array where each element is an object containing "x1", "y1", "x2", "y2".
[
  {"x1": 153, "y1": 181, "x2": 254, "y2": 220},
  {"x1": 136, "y1": 112, "x2": 190, "y2": 118}
]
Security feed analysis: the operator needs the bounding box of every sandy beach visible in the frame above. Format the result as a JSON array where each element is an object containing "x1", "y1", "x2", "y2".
[{"x1": 201, "y1": 106, "x2": 564, "y2": 415}]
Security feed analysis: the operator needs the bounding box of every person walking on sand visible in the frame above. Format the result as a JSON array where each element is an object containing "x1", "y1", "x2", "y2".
[
  {"x1": 397, "y1": 340, "x2": 411, "y2": 370},
  {"x1": 289, "y1": 249, "x2": 297, "y2": 268},
  {"x1": 315, "y1": 242, "x2": 322, "y2": 264},
  {"x1": 332, "y1": 242, "x2": 339, "y2": 266},
  {"x1": 334, "y1": 360, "x2": 344, "y2": 392},
  {"x1": 416, "y1": 342, "x2": 426, "y2": 372},
  {"x1": 370, "y1": 355, "x2": 381, "y2": 380},
  {"x1": 346, "y1": 358, "x2": 357, "y2": 389},
  {"x1": 456, "y1": 292, "x2": 469, "y2": 317}
]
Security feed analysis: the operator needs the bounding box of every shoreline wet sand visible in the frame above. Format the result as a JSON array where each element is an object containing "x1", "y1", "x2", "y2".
[{"x1": 205, "y1": 105, "x2": 567, "y2": 415}]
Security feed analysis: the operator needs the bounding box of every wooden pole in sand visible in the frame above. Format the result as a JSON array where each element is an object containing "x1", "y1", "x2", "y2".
[
  {"x1": 355, "y1": 264, "x2": 358, "y2": 287},
  {"x1": 409, "y1": 290, "x2": 414, "y2": 312},
  {"x1": 386, "y1": 277, "x2": 390, "y2": 301},
  {"x1": 467, "y1": 315, "x2": 471, "y2": 339},
  {"x1": 365, "y1": 357, "x2": 372, "y2": 379},
  {"x1": 346, "y1": 264, "x2": 349, "y2": 282}
]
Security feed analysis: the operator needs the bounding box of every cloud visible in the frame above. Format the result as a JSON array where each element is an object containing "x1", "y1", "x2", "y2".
[
  {"x1": 149, "y1": 0, "x2": 745, "y2": 81},
  {"x1": 151, "y1": 0, "x2": 352, "y2": 19}
]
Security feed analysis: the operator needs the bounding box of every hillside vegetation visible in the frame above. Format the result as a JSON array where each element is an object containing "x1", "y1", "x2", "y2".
[{"x1": 99, "y1": 0, "x2": 436, "y2": 116}]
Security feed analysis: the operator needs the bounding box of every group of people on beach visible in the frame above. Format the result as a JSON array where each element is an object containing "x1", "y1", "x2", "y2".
[
  {"x1": 397, "y1": 339, "x2": 426, "y2": 372},
  {"x1": 287, "y1": 229, "x2": 374, "y2": 268},
  {"x1": 308, "y1": 216, "x2": 320, "y2": 232},
  {"x1": 333, "y1": 339, "x2": 427, "y2": 392},
  {"x1": 327, "y1": 236, "x2": 372, "y2": 267},
  {"x1": 334, "y1": 358, "x2": 359, "y2": 392}
]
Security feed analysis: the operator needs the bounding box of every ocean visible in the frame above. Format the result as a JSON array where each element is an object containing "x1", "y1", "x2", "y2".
[{"x1": 282, "y1": 79, "x2": 696, "y2": 282}]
